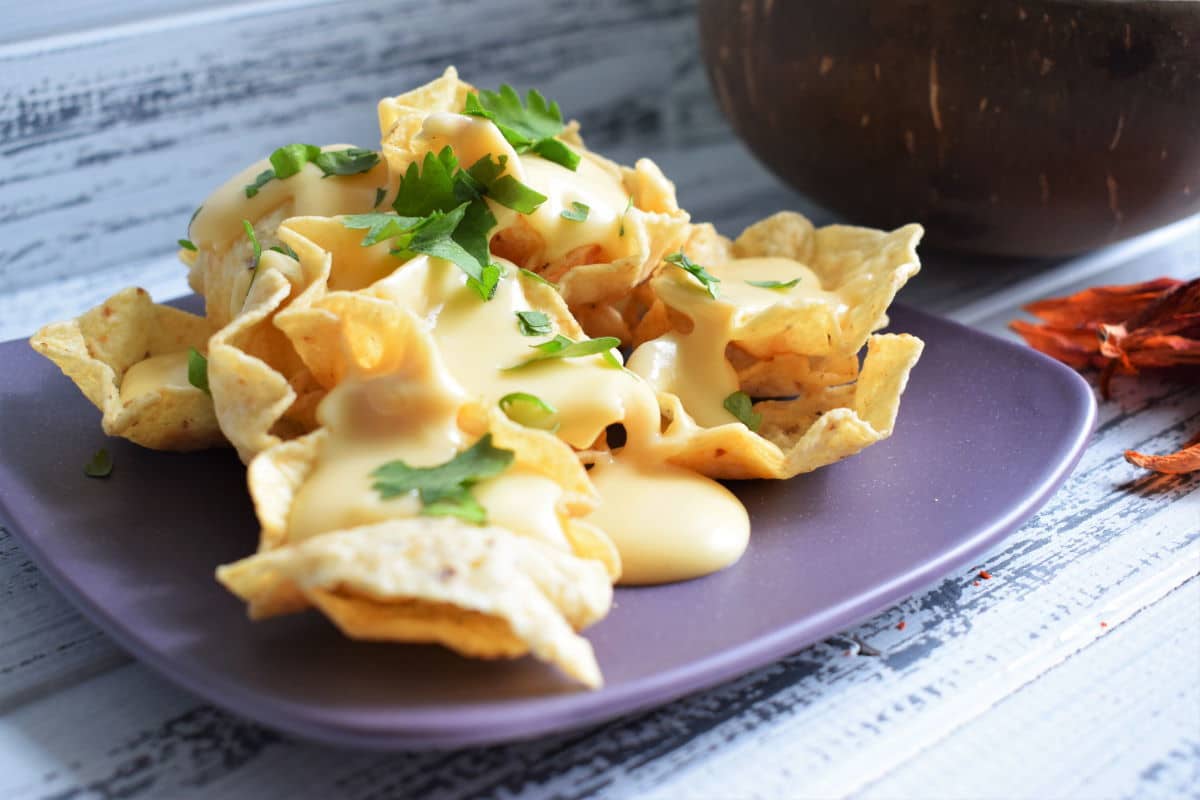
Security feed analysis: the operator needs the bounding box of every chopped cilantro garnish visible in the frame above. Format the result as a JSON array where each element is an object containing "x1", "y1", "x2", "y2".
[
  {"x1": 371, "y1": 433, "x2": 514, "y2": 524},
  {"x1": 504, "y1": 334, "x2": 622, "y2": 370},
  {"x1": 723, "y1": 391, "x2": 762, "y2": 432},
  {"x1": 187, "y1": 347, "x2": 210, "y2": 394},
  {"x1": 341, "y1": 212, "x2": 425, "y2": 247},
  {"x1": 244, "y1": 168, "x2": 275, "y2": 198},
  {"x1": 245, "y1": 144, "x2": 380, "y2": 197},
  {"x1": 561, "y1": 201, "x2": 589, "y2": 222},
  {"x1": 271, "y1": 143, "x2": 322, "y2": 179},
  {"x1": 242, "y1": 220, "x2": 261, "y2": 265},
  {"x1": 665, "y1": 251, "x2": 720, "y2": 300},
  {"x1": 515, "y1": 310, "x2": 552, "y2": 336},
  {"x1": 619, "y1": 195, "x2": 633, "y2": 237},
  {"x1": 518, "y1": 268, "x2": 559, "y2": 290},
  {"x1": 242, "y1": 220, "x2": 262, "y2": 299},
  {"x1": 499, "y1": 392, "x2": 559, "y2": 431},
  {"x1": 188, "y1": 205, "x2": 202, "y2": 234},
  {"x1": 269, "y1": 243, "x2": 299, "y2": 259},
  {"x1": 746, "y1": 278, "x2": 800, "y2": 290},
  {"x1": 373, "y1": 187, "x2": 387, "y2": 208},
  {"x1": 394, "y1": 148, "x2": 460, "y2": 216},
  {"x1": 314, "y1": 147, "x2": 380, "y2": 177},
  {"x1": 466, "y1": 262, "x2": 503, "y2": 301},
  {"x1": 342, "y1": 147, "x2": 544, "y2": 300},
  {"x1": 84, "y1": 448, "x2": 112, "y2": 478},
  {"x1": 177, "y1": 239, "x2": 197, "y2": 251},
  {"x1": 463, "y1": 85, "x2": 581, "y2": 171}
]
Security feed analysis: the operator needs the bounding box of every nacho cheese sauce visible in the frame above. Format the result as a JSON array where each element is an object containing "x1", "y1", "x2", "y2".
[
  {"x1": 629, "y1": 257, "x2": 844, "y2": 428},
  {"x1": 190, "y1": 145, "x2": 387, "y2": 250},
  {"x1": 364, "y1": 253, "x2": 748, "y2": 584},
  {"x1": 288, "y1": 364, "x2": 570, "y2": 550},
  {"x1": 119, "y1": 351, "x2": 192, "y2": 402}
]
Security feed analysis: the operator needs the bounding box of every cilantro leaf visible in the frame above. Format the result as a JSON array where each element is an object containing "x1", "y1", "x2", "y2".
[
  {"x1": 84, "y1": 448, "x2": 113, "y2": 478},
  {"x1": 271, "y1": 143, "x2": 322, "y2": 179},
  {"x1": 499, "y1": 392, "x2": 559, "y2": 431},
  {"x1": 244, "y1": 168, "x2": 275, "y2": 198},
  {"x1": 619, "y1": 195, "x2": 633, "y2": 237},
  {"x1": 723, "y1": 391, "x2": 762, "y2": 432},
  {"x1": 242, "y1": 220, "x2": 262, "y2": 299},
  {"x1": 518, "y1": 268, "x2": 559, "y2": 290},
  {"x1": 178, "y1": 239, "x2": 197, "y2": 251},
  {"x1": 269, "y1": 243, "x2": 299, "y2": 259},
  {"x1": 463, "y1": 85, "x2": 580, "y2": 170},
  {"x1": 314, "y1": 147, "x2": 379, "y2": 177},
  {"x1": 504, "y1": 334, "x2": 622, "y2": 370},
  {"x1": 373, "y1": 187, "x2": 387, "y2": 208},
  {"x1": 245, "y1": 144, "x2": 379, "y2": 197},
  {"x1": 420, "y1": 486, "x2": 487, "y2": 524},
  {"x1": 466, "y1": 262, "x2": 502, "y2": 301},
  {"x1": 746, "y1": 278, "x2": 800, "y2": 290},
  {"x1": 371, "y1": 433, "x2": 514, "y2": 524},
  {"x1": 187, "y1": 347, "x2": 210, "y2": 394},
  {"x1": 342, "y1": 212, "x2": 425, "y2": 247},
  {"x1": 665, "y1": 251, "x2": 720, "y2": 300},
  {"x1": 393, "y1": 147, "x2": 460, "y2": 216},
  {"x1": 242, "y1": 220, "x2": 261, "y2": 265},
  {"x1": 465, "y1": 154, "x2": 545, "y2": 213},
  {"x1": 560, "y1": 201, "x2": 589, "y2": 222},
  {"x1": 404, "y1": 204, "x2": 485, "y2": 283},
  {"x1": 515, "y1": 310, "x2": 552, "y2": 336}
]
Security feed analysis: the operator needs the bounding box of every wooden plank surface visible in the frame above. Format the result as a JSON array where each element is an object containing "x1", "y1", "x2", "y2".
[{"x1": 1, "y1": 1, "x2": 1198, "y2": 797}]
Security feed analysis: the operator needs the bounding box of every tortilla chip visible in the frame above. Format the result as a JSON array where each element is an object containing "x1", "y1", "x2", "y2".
[
  {"x1": 204, "y1": 220, "x2": 334, "y2": 461},
  {"x1": 216, "y1": 517, "x2": 611, "y2": 687},
  {"x1": 29, "y1": 287, "x2": 224, "y2": 451},
  {"x1": 662, "y1": 333, "x2": 924, "y2": 479},
  {"x1": 733, "y1": 213, "x2": 923, "y2": 356}
]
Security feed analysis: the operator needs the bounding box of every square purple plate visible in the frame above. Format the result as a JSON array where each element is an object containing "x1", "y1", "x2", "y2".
[{"x1": 0, "y1": 302, "x2": 1094, "y2": 750}]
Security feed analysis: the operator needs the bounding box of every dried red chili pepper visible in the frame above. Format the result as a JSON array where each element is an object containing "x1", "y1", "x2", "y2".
[{"x1": 1012, "y1": 277, "x2": 1200, "y2": 474}]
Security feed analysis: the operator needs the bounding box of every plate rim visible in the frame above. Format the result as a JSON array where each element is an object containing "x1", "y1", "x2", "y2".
[{"x1": 0, "y1": 302, "x2": 1097, "y2": 750}]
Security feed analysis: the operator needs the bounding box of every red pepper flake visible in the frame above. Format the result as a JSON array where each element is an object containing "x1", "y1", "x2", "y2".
[
  {"x1": 896, "y1": 620, "x2": 907, "y2": 630},
  {"x1": 978, "y1": 570, "x2": 993, "y2": 580},
  {"x1": 843, "y1": 649, "x2": 852, "y2": 657},
  {"x1": 1100, "y1": 621, "x2": 1109, "y2": 628},
  {"x1": 973, "y1": 580, "x2": 981, "y2": 587}
]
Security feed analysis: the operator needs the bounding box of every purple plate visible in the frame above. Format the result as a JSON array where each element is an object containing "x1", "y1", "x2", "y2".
[{"x1": 0, "y1": 302, "x2": 1094, "y2": 750}]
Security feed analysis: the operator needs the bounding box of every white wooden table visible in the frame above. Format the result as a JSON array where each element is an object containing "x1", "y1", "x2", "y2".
[{"x1": 1, "y1": 2, "x2": 1198, "y2": 797}]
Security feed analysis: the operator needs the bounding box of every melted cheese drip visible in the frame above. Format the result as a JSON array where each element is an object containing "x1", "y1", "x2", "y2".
[
  {"x1": 584, "y1": 453, "x2": 749, "y2": 585},
  {"x1": 120, "y1": 352, "x2": 192, "y2": 401},
  {"x1": 371, "y1": 255, "x2": 638, "y2": 450},
  {"x1": 419, "y1": 113, "x2": 633, "y2": 264},
  {"x1": 366, "y1": 253, "x2": 748, "y2": 584},
  {"x1": 288, "y1": 363, "x2": 568, "y2": 548},
  {"x1": 190, "y1": 144, "x2": 386, "y2": 249},
  {"x1": 628, "y1": 257, "x2": 843, "y2": 428}
]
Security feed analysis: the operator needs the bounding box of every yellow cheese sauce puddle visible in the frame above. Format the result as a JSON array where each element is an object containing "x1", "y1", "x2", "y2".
[
  {"x1": 119, "y1": 351, "x2": 192, "y2": 402},
  {"x1": 367, "y1": 255, "x2": 748, "y2": 585}
]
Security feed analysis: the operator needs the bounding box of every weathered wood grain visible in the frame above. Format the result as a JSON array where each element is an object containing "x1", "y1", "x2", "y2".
[{"x1": 0, "y1": 0, "x2": 718, "y2": 296}]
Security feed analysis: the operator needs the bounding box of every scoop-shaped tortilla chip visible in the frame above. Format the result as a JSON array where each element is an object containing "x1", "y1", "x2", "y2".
[
  {"x1": 661, "y1": 333, "x2": 924, "y2": 479},
  {"x1": 216, "y1": 517, "x2": 612, "y2": 687},
  {"x1": 206, "y1": 220, "x2": 340, "y2": 462},
  {"x1": 377, "y1": 70, "x2": 690, "y2": 308},
  {"x1": 29, "y1": 287, "x2": 224, "y2": 451},
  {"x1": 733, "y1": 213, "x2": 923, "y2": 356}
]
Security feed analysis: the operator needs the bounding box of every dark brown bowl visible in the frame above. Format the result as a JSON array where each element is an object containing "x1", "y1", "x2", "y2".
[{"x1": 698, "y1": 0, "x2": 1200, "y2": 257}]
